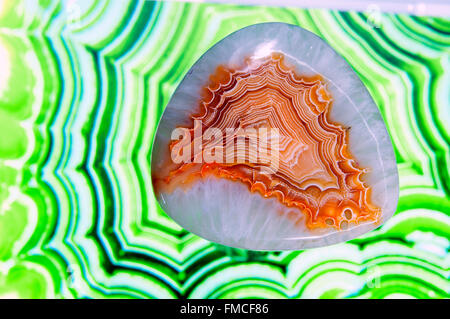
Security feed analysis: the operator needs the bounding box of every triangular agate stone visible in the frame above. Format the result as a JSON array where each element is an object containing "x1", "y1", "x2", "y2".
[{"x1": 151, "y1": 23, "x2": 399, "y2": 250}]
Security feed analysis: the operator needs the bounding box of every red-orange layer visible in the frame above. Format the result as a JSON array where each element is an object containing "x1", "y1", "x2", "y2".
[{"x1": 153, "y1": 53, "x2": 381, "y2": 230}]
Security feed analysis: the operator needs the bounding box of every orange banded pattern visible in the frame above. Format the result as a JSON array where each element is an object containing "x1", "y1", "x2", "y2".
[{"x1": 154, "y1": 53, "x2": 381, "y2": 229}]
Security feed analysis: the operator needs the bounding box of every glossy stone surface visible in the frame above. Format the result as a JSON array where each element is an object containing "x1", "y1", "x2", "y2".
[{"x1": 151, "y1": 22, "x2": 399, "y2": 250}]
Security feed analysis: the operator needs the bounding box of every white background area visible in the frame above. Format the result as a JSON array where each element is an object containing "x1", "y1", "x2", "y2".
[{"x1": 163, "y1": 0, "x2": 450, "y2": 17}]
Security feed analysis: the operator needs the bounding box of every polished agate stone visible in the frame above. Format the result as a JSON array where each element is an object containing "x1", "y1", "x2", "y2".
[{"x1": 151, "y1": 23, "x2": 399, "y2": 250}]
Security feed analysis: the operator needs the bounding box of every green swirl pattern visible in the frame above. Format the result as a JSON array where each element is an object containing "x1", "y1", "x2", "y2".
[{"x1": 0, "y1": 0, "x2": 448, "y2": 299}]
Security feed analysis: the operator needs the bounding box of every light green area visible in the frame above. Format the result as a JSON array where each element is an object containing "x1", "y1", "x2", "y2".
[{"x1": 0, "y1": 264, "x2": 48, "y2": 299}]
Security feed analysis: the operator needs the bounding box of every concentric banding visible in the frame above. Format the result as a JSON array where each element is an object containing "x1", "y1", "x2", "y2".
[
  {"x1": 154, "y1": 53, "x2": 381, "y2": 230},
  {"x1": 152, "y1": 22, "x2": 399, "y2": 250}
]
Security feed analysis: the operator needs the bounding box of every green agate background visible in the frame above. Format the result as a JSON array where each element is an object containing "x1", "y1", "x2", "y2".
[{"x1": 0, "y1": 0, "x2": 448, "y2": 299}]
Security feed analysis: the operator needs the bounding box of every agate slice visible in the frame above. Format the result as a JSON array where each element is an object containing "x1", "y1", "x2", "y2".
[{"x1": 151, "y1": 23, "x2": 399, "y2": 250}]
